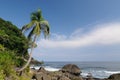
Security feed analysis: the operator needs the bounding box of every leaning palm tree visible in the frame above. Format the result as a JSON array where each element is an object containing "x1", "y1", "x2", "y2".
[{"x1": 19, "y1": 9, "x2": 50, "y2": 71}]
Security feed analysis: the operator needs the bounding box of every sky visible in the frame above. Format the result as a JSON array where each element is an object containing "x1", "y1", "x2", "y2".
[{"x1": 0, "y1": 0, "x2": 120, "y2": 61}]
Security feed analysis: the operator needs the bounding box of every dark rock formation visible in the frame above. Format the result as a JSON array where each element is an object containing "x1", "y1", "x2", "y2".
[
  {"x1": 107, "y1": 73, "x2": 120, "y2": 80},
  {"x1": 31, "y1": 58, "x2": 44, "y2": 65},
  {"x1": 31, "y1": 64, "x2": 83, "y2": 80},
  {"x1": 33, "y1": 72, "x2": 51, "y2": 80},
  {"x1": 61, "y1": 64, "x2": 81, "y2": 76},
  {"x1": 31, "y1": 64, "x2": 107, "y2": 80}
]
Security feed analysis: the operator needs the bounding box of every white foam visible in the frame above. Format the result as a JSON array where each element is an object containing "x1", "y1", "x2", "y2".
[
  {"x1": 104, "y1": 71, "x2": 120, "y2": 74},
  {"x1": 30, "y1": 66, "x2": 60, "y2": 72},
  {"x1": 30, "y1": 66, "x2": 40, "y2": 70},
  {"x1": 81, "y1": 73, "x2": 88, "y2": 77},
  {"x1": 44, "y1": 66, "x2": 60, "y2": 71},
  {"x1": 81, "y1": 70, "x2": 120, "y2": 79}
]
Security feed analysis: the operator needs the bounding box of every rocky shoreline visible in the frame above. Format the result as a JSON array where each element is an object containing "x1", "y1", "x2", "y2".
[{"x1": 30, "y1": 64, "x2": 120, "y2": 80}]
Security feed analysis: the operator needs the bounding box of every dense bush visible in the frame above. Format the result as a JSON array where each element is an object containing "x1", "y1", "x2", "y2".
[
  {"x1": 0, "y1": 50, "x2": 15, "y2": 77},
  {"x1": 0, "y1": 18, "x2": 29, "y2": 57},
  {"x1": 0, "y1": 44, "x2": 5, "y2": 51},
  {"x1": 0, "y1": 48, "x2": 30, "y2": 80},
  {"x1": 0, "y1": 70, "x2": 5, "y2": 80},
  {"x1": 0, "y1": 18, "x2": 30, "y2": 79}
]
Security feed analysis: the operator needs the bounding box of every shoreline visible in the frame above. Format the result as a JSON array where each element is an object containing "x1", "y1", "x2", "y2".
[
  {"x1": 30, "y1": 65, "x2": 120, "y2": 79},
  {"x1": 30, "y1": 64, "x2": 120, "y2": 80},
  {"x1": 30, "y1": 68, "x2": 107, "y2": 80}
]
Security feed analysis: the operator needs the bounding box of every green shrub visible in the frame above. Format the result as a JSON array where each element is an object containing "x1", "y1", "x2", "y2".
[
  {"x1": 0, "y1": 50, "x2": 30, "y2": 80},
  {"x1": 0, "y1": 70, "x2": 5, "y2": 80},
  {"x1": 15, "y1": 57, "x2": 26, "y2": 67},
  {"x1": 0, "y1": 44, "x2": 5, "y2": 51},
  {"x1": 0, "y1": 18, "x2": 29, "y2": 57},
  {"x1": 0, "y1": 51, "x2": 15, "y2": 77}
]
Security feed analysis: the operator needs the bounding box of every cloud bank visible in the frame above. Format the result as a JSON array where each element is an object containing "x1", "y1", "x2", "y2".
[
  {"x1": 33, "y1": 22, "x2": 120, "y2": 61},
  {"x1": 37, "y1": 23, "x2": 120, "y2": 49}
]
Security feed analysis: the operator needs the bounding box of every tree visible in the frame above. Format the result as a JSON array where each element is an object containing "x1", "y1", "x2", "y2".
[{"x1": 19, "y1": 9, "x2": 50, "y2": 71}]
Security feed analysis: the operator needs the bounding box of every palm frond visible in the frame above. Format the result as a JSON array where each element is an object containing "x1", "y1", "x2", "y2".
[
  {"x1": 21, "y1": 25, "x2": 27, "y2": 32},
  {"x1": 40, "y1": 20, "x2": 50, "y2": 38},
  {"x1": 28, "y1": 27, "x2": 35, "y2": 39},
  {"x1": 22, "y1": 21, "x2": 35, "y2": 33},
  {"x1": 31, "y1": 13, "x2": 37, "y2": 21},
  {"x1": 36, "y1": 9, "x2": 42, "y2": 21},
  {"x1": 34, "y1": 22, "x2": 41, "y2": 36},
  {"x1": 26, "y1": 21, "x2": 35, "y2": 28}
]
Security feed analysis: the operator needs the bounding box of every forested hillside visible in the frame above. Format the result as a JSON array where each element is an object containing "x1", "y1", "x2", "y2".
[
  {"x1": 0, "y1": 18, "x2": 28, "y2": 56},
  {"x1": 0, "y1": 18, "x2": 31, "y2": 80}
]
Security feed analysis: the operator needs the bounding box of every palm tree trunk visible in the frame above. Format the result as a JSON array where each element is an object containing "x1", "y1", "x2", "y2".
[{"x1": 18, "y1": 35, "x2": 37, "y2": 72}]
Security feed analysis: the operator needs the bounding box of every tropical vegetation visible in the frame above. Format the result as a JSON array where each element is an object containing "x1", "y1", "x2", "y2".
[
  {"x1": 0, "y1": 18, "x2": 30, "y2": 79},
  {"x1": 0, "y1": 8, "x2": 50, "y2": 79}
]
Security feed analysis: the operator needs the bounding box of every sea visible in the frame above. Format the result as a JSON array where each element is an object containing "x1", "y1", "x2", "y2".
[{"x1": 30, "y1": 62, "x2": 120, "y2": 79}]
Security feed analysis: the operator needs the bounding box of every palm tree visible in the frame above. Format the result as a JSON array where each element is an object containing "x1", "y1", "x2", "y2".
[{"x1": 19, "y1": 9, "x2": 50, "y2": 71}]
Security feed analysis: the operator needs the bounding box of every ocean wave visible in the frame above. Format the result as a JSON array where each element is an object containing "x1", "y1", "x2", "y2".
[
  {"x1": 104, "y1": 71, "x2": 120, "y2": 74},
  {"x1": 44, "y1": 66, "x2": 60, "y2": 71},
  {"x1": 81, "y1": 67, "x2": 106, "y2": 70},
  {"x1": 81, "y1": 70, "x2": 120, "y2": 79},
  {"x1": 30, "y1": 66, "x2": 60, "y2": 72}
]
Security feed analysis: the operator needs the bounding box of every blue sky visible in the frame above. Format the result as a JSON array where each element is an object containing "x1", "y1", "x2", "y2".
[{"x1": 1, "y1": 0, "x2": 120, "y2": 61}]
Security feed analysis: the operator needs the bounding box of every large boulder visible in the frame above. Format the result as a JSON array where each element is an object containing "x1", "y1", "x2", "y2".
[
  {"x1": 61, "y1": 64, "x2": 81, "y2": 76},
  {"x1": 32, "y1": 72, "x2": 51, "y2": 80},
  {"x1": 32, "y1": 67, "x2": 51, "y2": 80},
  {"x1": 107, "y1": 73, "x2": 120, "y2": 80},
  {"x1": 31, "y1": 64, "x2": 83, "y2": 80}
]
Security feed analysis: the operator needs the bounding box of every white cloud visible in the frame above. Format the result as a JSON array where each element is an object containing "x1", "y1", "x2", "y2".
[
  {"x1": 37, "y1": 23, "x2": 120, "y2": 49},
  {"x1": 50, "y1": 33, "x2": 67, "y2": 40},
  {"x1": 70, "y1": 28, "x2": 84, "y2": 39}
]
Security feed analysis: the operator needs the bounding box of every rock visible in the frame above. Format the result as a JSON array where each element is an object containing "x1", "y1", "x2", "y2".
[
  {"x1": 37, "y1": 67, "x2": 46, "y2": 73},
  {"x1": 32, "y1": 72, "x2": 51, "y2": 80},
  {"x1": 51, "y1": 71, "x2": 63, "y2": 77},
  {"x1": 107, "y1": 73, "x2": 120, "y2": 80},
  {"x1": 61, "y1": 64, "x2": 81, "y2": 76},
  {"x1": 30, "y1": 68, "x2": 37, "y2": 74},
  {"x1": 71, "y1": 76, "x2": 83, "y2": 80},
  {"x1": 31, "y1": 64, "x2": 83, "y2": 80},
  {"x1": 51, "y1": 77, "x2": 58, "y2": 80},
  {"x1": 86, "y1": 78, "x2": 94, "y2": 80},
  {"x1": 58, "y1": 76, "x2": 71, "y2": 80},
  {"x1": 86, "y1": 73, "x2": 94, "y2": 80}
]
